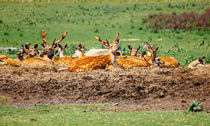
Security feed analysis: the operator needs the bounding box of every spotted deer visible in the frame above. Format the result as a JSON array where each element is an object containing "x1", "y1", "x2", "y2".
[
  {"x1": 40, "y1": 31, "x2": 68, "y2": 59},
  {"x1": 85, "y1": 34, "x2": 122, "y2": 56},
  {"x1": 54, "y1": 44, "x2": 86, "y2": 66},
  {"x1": 188, "y1": 56, "x2": 206, "y2": 68},
  {"x1": 68, "y1": 32, "x2": 120, "y2": 72},
  {"x1": 128, "y1": 45, "x2": 141, "y2": 56},
  {"x1": 144, "y1": 41, "x2": 179, "y2": 67},
  {"x1": 58, "y1": 43, "x2": 85, "y2": 58}
]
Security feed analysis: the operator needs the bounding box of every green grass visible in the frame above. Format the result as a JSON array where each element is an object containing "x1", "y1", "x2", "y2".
[
  {"x1": 0, "y1": 1, "x2": 210, "y2": 65},
  {"x1": 0, "y1": 104, "x2": 209, "y2": 126}
]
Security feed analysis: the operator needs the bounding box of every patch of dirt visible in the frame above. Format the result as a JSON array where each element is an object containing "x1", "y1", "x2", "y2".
[{"x1": 0, "y1": 64, "x2": 209, "y2": 111}]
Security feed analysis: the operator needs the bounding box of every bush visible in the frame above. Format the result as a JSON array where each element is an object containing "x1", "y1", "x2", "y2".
[{"x1": 143, "y1": 8, "x2": 210, "y2": 30}]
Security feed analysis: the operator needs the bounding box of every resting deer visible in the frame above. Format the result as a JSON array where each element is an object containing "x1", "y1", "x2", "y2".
[
  {"x1": 68, "y1": 32, "x2": 120, "y2": 72},
  {"x1": 144, "y1": 41, "x2": 179, "y2": 67},
  {"x1": 85, "y1": 35, "x2": 122, "y2": 56},
  {"x1": 128, "y1": 45, "x2": 141, "y2": 56},
  {"x1": 0, "y1": 44, "x2": 33, "y2": 66},
  {"x1": 54, "y1": 44, "x2": 85, "y2": 66},
  {"x1": 40, "y1": 31, "x2": 68, "y2": 59},
  {"x1": 58, "y1": 43, "x2": 85, "y2": 58},
  {"x1": 188, "y1": 56, "x2": 206, "y2": 68}
]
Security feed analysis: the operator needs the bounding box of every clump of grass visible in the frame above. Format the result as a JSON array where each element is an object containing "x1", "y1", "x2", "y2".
[{"x1": 188, "y1": 101, "x2": 202, "y2": 112}]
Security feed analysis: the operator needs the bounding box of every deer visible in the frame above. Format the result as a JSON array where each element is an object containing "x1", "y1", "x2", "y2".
[
  {"x1": 58, "y1": 43, "x2": 85, "y2": 58},
  {"x1": 0, "y1": 44, "x2": 31, "y2": 66},
  {"x1": 115, "y1": 48, "x2": 150, "y2": 68},
  {"x1": 144, "y1": 41, "x2": 179, "y2": 67},
  {"x1": 68, "y1": 32, "x2": 121, "y2": 72},
  {"x1": 40, "y1": 31, "x2": 68, "y2": 59},
  {"x1": 54, "y1": 44, "x2": 86, "y2": 66},
  {"x1": 128, "y1": 45, "x2": 141, "y2": 56},
  {"x1": 85, "y1": 35, "x2": 123, "y2": 57},
  {"x1": 188, "y1": 56, "x2": 206, "y2": 68}
]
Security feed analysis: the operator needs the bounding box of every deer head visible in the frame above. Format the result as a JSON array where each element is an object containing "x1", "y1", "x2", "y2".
[
  {"x1": 58, "y1": 44, "x2": 68, "y2": 58},
  {"x1": 144, "y1": 41, "x2": 159, "y2": 63},
  {"x1": 128, "y1": 45, "x2": 141, "y2": 56},
  {"x1": 72, "y1": 43, "x2": 85, "y2": 58},
  {"x1": 28, "y1": 44, "x2": 38, "y2": 57},
  {"x1": 41, "y1": 31, "x2": 68, "y2": 55},
  {"x1": 95, "y1": 32, "x2": 120, "y2": 63},
  {"x1": 198, "y1": 56, "x2": 206, "y2": 65}
]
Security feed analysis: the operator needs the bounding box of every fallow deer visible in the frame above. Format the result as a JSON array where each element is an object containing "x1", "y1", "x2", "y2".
[
  {"x1": 68, "y1": 32, "x2": 121, "y2": 72},
  {"x1": 128, "y1": 45, "x2": 141, "y2": 56},
  {"x1": 188, "y1": 56, "x2": 206, "y2": 68},
  {"x1": 41, "y1": 31, "x2": 68, "y2": 58},
  {"x1": 85, "y1": 35, "x2": 122, "y2": 56},
  {"x1": 54, "y1": 44, "x2": 86, "y2": 66},
  {"x1": 144, "y1": 41, "x2": 179, "y2": 67}
]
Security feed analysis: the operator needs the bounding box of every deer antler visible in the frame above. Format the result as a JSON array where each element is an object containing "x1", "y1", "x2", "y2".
[
  {"x1": 95, "y1": 36, "x2": 103, "y2": 42},
  {"x1": 54, "y1": 31, "x2": 68, "y2": 45},
  {"x1": 145, "y1": 41, "x2": 153, "y2": 50},
  {"x1": 95, "y1": 36, "x2": 110, "y2": 47},
  {"x1": 113, "y1": 32, "x2": 119, "y2": 43},
  {"x1": 42, "y1": 31, "x2": 49, "y2": 46}
]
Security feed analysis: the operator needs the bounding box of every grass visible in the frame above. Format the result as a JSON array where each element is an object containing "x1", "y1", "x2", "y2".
[
  {"x1": 0, "y1": 1, "x2": 210, "y2": 65},
  {"x1": 0, "y1": 104, "x2": 209, "y2": 126}
]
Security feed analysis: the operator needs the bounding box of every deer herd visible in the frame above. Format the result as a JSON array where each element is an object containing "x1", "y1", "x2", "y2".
[{"x1": 0, "y1": 31, "x2": 206, "y2": 72}]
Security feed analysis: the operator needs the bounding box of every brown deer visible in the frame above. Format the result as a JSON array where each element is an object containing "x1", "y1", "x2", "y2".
[
  {"x1": 54, "y1": 44, "x2": 86, "y2": 66},
  {"x1": 40, "y1": 31, "x2": 68, "y2": 58},
  {"x1": 85, "y1": 35, "x2": 122, "y2": 56},
  {"x1": 188, "y1": 56, "x2": 206, "y2": 68},
  {"x1": 128, "y1": 45, "x2": 141, "y2": 56},
  {"x1": 58, "y1": 43, "x2": 85, "y2": 58},
  {"x1": 68, "y1": 32, "x2": 120, "y2": 72},
  {"x1": 144, "y1": 41, "x2": 179, "y2": 67}
]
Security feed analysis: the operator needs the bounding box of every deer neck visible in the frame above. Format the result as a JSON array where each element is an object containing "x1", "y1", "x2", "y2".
[
  {"x1": 59, "y1": 49, "x2": 65, "y2": 58},
  {"x1": 108, "y1": 50, "x2": 117, "y2": 64},
  {"x1": 80, "y1": 52, "x2": 85, "y2": 58}
]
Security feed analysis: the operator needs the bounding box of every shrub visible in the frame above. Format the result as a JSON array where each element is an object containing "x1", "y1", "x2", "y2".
[{"x1": 143, "y1": 8, "x2": 210, "y2": 30}]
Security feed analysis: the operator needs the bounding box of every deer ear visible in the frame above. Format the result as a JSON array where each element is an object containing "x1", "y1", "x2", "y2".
[
  {"x1": 64, "y1": 44, "x2": 67, "y2": 49},
  {"x1": 41, "y1": 44, "x2": 45, "y2": 48},
  {"x1": 155, "y1": 47, "x2": 159, "y2": 51},
  {"x1": 34, "y1": 44, "x2": 38, "y2": 49},
  {"x1": 58, "y1": 44, "x2": 62, "y2": 48},
  {"x1": 52, "y1": 44, "x2": 57, "y2": 49},
  {"x1": 55, "y1": 50, "x2": 59, "y2": 54},
  {"x1": 137, "y1": 46, "x2": 141, "y2": 50},
  {"x1": 25, "y1": 44, "x2": 30, "y2": 49},
  {"x1": 115, "y1": 39, "x2": 120, "y2": 46},
  {"x1": 78, "y1": 44, "x2": 82, "y2": 49},
  {"x1": 128, "y1": 45, "x2": 132, "y2": 50},
  {"x1": 141, "y1": 51, "x2": 146, "y2": 56}
]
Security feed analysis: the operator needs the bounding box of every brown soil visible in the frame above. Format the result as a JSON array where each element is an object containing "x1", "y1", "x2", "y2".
[{"x1": 0, "y1": 64, "x2": 209, "y2": 111}]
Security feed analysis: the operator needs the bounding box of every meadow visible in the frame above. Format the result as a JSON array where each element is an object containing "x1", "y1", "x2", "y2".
[
  {"x1": 0, "y1": 1, "x2": 209, "y2": 65},
  {"x1": 0, "y1": 1, "x2": 210, "y2": 125},
  {"x1": 0, "y1": 104, "x2": 210, "y2": 126}
]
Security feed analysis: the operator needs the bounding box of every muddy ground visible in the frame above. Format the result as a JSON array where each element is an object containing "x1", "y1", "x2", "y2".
[{"x1": 0, "y1": 64, "x2": 209, "y2": 111}]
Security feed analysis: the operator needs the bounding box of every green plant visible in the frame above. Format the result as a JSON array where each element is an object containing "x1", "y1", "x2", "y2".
[{"x1": 188, "y1": 101, "x2": 202, "y2": 112}]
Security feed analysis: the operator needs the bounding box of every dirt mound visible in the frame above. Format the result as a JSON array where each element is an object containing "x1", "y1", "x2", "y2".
[{"x1": 0, "y1": 64, "x2": 209, "y2": 111}]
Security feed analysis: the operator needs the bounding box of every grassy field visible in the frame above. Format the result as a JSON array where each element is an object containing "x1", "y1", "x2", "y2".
[
  {"x1": 0, "y1": 1, "x2": 210, "y2": 65},
  {"x1": 0, "y1": 104, "x2": 209, "y2": 126}
]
